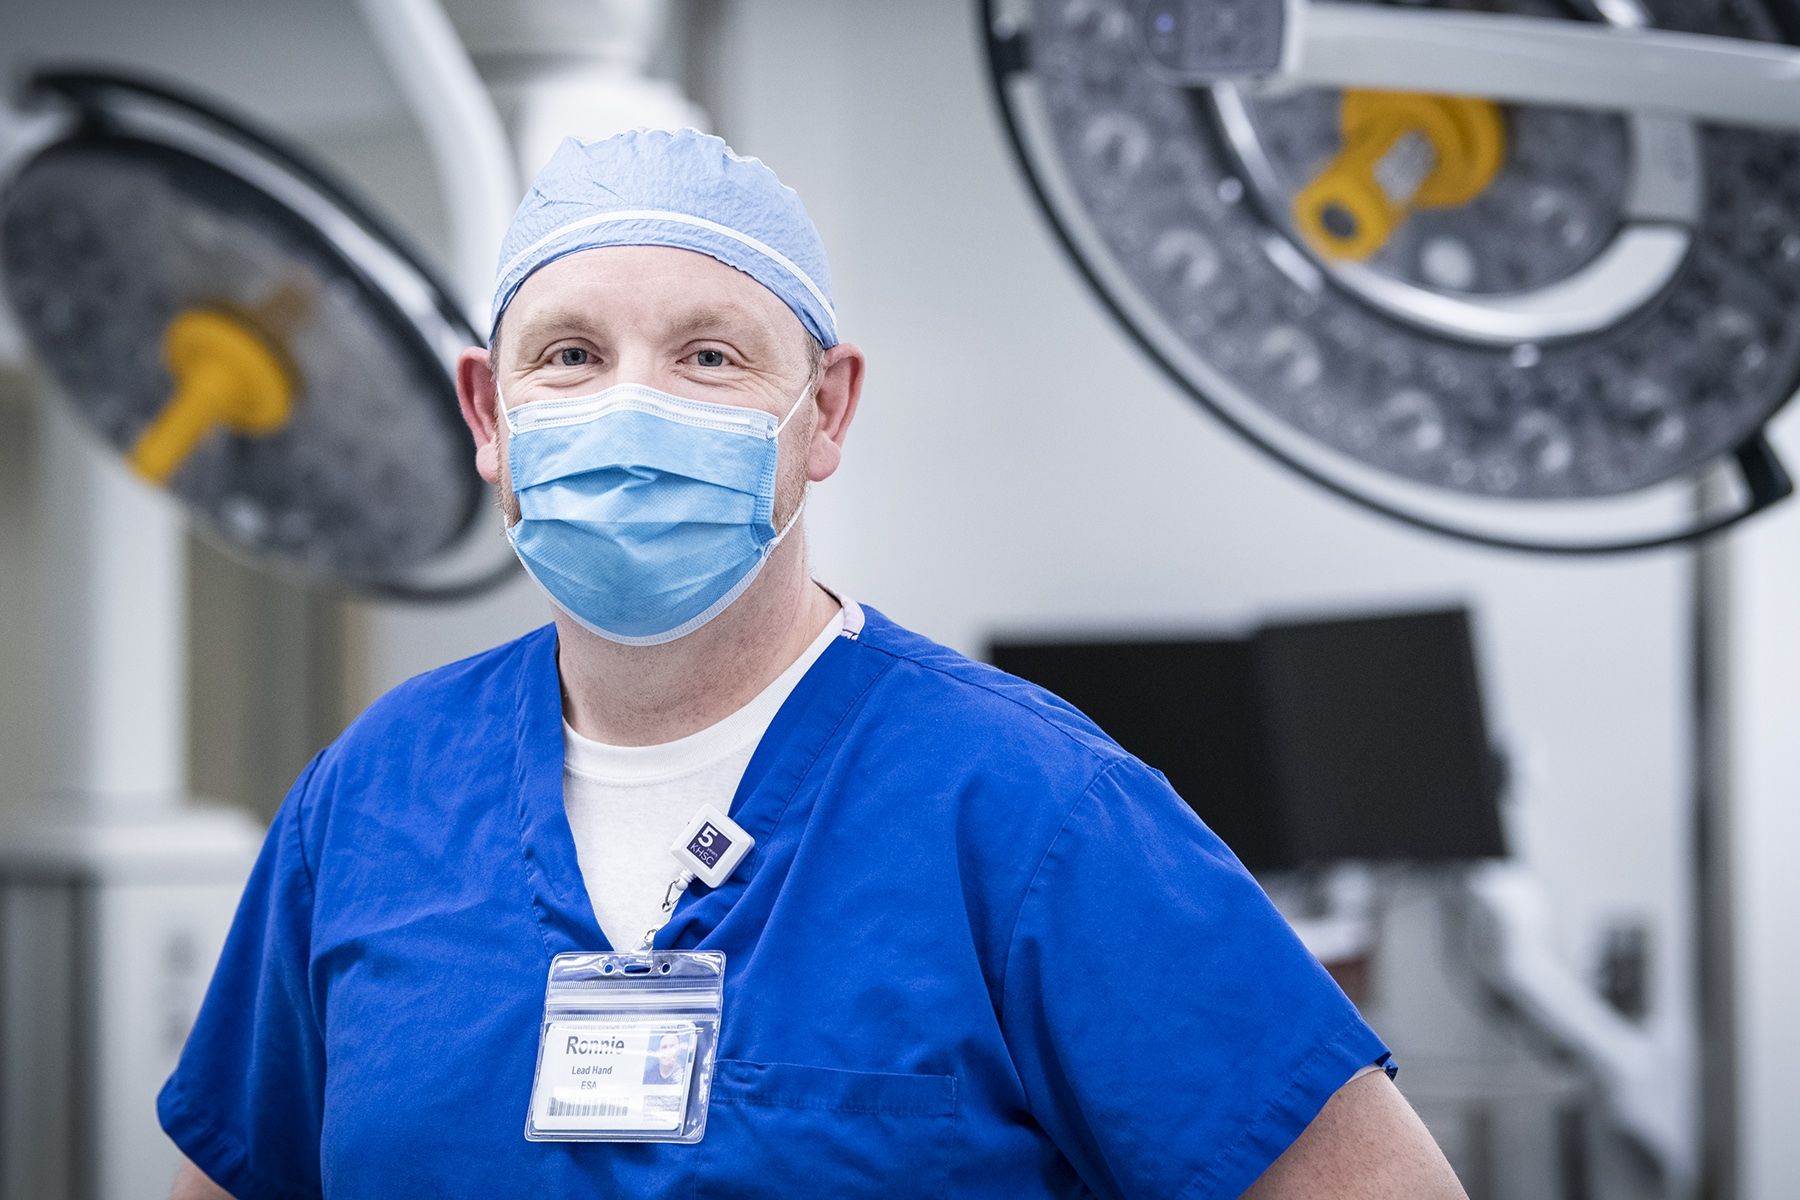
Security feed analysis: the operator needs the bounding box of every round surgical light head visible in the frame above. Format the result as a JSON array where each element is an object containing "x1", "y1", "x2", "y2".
[
  {"x1": 981, "y1": 0, "x2": 1800, "y2": 552},
  {"x1": 0, "y1": 70, "x2": 513, "y2": 596}
]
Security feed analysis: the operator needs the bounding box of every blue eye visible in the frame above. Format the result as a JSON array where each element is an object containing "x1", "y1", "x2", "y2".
[
  {"x1": 555, "y1": 347, "x2": 590, "y2": 367},
  {"x1": 694, "y1": 349, "x2": 726, "y2": 368}
]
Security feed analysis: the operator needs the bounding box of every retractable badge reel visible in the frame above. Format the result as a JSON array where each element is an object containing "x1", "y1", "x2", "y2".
[{"x1": 525, "y1": 806, "x2": 754, "y2": 1143}]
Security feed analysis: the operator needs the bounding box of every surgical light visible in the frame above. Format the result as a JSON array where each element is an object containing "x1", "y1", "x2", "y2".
[
  {"x1": 0, "y1": 71, "x2": 513, "y2": 597},
  {"x1": 979, "y1": 0, "x2": 1800, "y2": 552}
]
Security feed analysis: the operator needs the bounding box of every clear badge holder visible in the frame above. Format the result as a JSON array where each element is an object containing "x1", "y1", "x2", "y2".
[{"x1": 525, "y1": 949, "x2": 726, "y2": 1143}]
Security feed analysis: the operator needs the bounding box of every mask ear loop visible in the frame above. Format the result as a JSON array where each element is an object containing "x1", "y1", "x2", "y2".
[
  {"x1": 772, "y1": 380, "x2": 815, "y2": 436},
  {"x1": 767, "y1": 380, "x2": 818, "y2": 547},
  {"x1": 495, "y1": 377, "x2": 521, "y2": 435},
  {"x1": 493, "y1": 379, "x2": 523, "y2": 538},
  {"x1": 769, "y1": 483, "x2": 810, "y2": 548}
]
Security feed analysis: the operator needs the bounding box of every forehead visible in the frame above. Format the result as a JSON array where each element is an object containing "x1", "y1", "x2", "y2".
[{"x1": 501, "y1": 244, "x2": 800, "y2": 348}]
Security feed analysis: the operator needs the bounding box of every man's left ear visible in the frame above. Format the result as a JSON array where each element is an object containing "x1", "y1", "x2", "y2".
[{"x1": 806, "y1": 343, "x2": 865, "y2": 482}]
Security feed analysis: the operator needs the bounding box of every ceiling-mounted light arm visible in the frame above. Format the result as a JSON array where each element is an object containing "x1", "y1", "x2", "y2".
[
  {"x1": 977, "y1": 9, "x2": 1795, "y2": 556},
  {"x1": 353, "y1": 0, "x2": 518, "y2": 324},
  {"x1": 1138, "y1": 0, "x2": 1800, "y2": 133}
]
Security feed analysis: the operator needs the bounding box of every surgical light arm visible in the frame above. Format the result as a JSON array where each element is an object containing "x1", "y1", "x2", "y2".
[
  {"x1": 352, "y1": 0, "x2": 516, "y2": 321},
  {"x1": 1139, "y1": 0, "x2": 1800, "y2": 134}
]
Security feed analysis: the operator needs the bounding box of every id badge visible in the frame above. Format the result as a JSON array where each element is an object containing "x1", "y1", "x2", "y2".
[{"x1": 525, "y1": 950, "x2": 725, "y2": 1143}]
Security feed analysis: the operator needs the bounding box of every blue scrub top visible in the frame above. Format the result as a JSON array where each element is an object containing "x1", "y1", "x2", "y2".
[{"x1": 160, "y1": 605, "x2": 1390, "y2": 1199}]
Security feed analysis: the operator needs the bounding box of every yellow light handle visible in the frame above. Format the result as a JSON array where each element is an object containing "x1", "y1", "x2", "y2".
[
  {"x1": 1294, "y1": 91, "x2": 1505, "y2": 264},
  {"x1": 130, "y1": 310, "x2": 294, "y2": 485}
]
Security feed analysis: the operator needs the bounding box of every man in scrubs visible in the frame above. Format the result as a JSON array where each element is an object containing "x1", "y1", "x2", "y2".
[{"x1": 165, "y1": 129, "x2": 1465, "y2": 1198}]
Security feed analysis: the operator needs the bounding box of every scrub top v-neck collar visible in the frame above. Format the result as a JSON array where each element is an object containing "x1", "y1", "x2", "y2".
[{"x1": 510, "y1": 597, "x2": 886, "y2": 959}]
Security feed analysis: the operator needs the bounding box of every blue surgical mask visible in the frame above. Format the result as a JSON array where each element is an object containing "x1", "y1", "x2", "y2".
[{"x1": 500, "y1": 380, "x2": 810, "y2": 645}]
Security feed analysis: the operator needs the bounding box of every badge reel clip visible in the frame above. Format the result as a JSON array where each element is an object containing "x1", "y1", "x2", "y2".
[{"x1": 525, "y1": 805, "x2": 754, "y2": 1144}]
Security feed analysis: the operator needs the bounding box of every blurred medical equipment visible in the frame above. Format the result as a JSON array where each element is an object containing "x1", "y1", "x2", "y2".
[
  {"x1": 0, "y1": 70, "x2": 506, "y2": 597},
  {"x1": 0, "y1": 63, "x2": 495, "y2": 1200},
  {"x1": 0, "y1": 2, "x2": 698, "y2": 1194},
  {"x1": 977, "y1": 5, "x2": 1800, "y2": 1189},
  {"x1": 992, "y1": 606, "x2": 1689, "y2": 1197},
  {"x1": 979, "y1": 0, "x2": 1800, "y2": 553}
]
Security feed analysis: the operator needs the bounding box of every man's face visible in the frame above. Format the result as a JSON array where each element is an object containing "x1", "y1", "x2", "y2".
[
  {"x1": 488, "y1": 245, "x2": 819, "y2": 527},
  {"x1": 657, "y1": 1033, "x2": 684, "y2": 1080}
]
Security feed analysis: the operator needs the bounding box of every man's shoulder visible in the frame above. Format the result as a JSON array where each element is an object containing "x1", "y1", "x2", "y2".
[
  {"x1": 329, "y1": 623, "x2": 556, "y2": 761},
  {"x1": 289, "y1": 624, "x2": 555, "y2": 845},
  {"x1": 843, "y1": 608, "x2": 1197, "y2": 930},
  {"x1": 853, "y1": 605, "x2": 1134, "y2": 777}
]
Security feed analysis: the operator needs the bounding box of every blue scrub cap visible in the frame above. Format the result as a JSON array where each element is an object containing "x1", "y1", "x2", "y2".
[{"x1": 489, "y1": 128, "x2": 838, "y2": 349}]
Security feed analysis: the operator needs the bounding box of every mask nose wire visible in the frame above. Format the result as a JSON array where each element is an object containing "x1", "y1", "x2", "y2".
[{"x1": 497, "y1": 377, "x2": 811, "y2": 437}]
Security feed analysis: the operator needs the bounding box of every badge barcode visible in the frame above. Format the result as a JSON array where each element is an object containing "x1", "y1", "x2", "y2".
[{"x1": 548, "y1": 1097, "x2": 631, "y2": 1118}]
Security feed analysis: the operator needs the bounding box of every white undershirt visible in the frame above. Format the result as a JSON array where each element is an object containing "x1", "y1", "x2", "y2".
[{"x1": 562, "y1": 605, "x2": 847, "y2": 951}]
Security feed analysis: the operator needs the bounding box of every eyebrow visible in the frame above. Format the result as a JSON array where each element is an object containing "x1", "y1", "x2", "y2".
[
  {"x1": 505, "y1": 301, "x2": 782, "y2": 361},
  {"x1": 506, "y1": 306, "x2": 604, "y2": 355},
  {"x1": 663, "y1": 304, "x2": 779, "y2": 353}
]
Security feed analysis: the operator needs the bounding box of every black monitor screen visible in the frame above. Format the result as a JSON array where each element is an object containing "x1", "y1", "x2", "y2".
[
  {"x1": 989, "y1": 607, "x2": 1504, "y2": 871},
  {"x1": 1253, "y1": 608, "x2": 1504, "y2": 866}
]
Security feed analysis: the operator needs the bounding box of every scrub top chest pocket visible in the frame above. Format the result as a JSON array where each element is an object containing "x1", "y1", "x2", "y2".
[{"x1": 696, "y1": 1059, "x2": 959, "y2": 1198}]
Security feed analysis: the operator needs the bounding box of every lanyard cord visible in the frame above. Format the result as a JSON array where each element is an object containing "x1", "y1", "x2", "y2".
[{"x1": 638, "y1": 870, "x2": 697, "y2": 951}]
